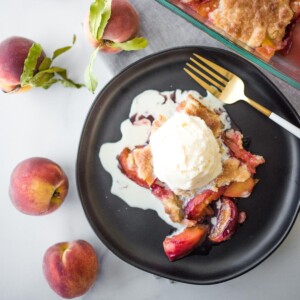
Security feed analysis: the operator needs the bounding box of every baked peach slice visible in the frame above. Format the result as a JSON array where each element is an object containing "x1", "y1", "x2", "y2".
[
  {"x1": 117, "y1": 147, "x2": 154, "y2": 188},
  {"x1": 223, "y1": 177, "x2": 258, "y2": 198},
  {"x1": 185, "y1": 188, "x2": 225, "y2": 220},
  {"x1": 209, "y1": 197, "x2": 238, "y2": 243},
  {"x1": 163, "y1": 225, "x2": 209, "y2": 261},
  {"x1": 223, "y1": 129, "x2": 265, "y2": 174}
]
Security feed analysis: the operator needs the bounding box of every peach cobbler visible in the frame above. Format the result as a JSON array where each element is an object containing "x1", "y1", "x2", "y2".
[
  {"x1": 114, "y1": 91, "x2": 265, "y2": 261},
  {"x1": 179, "y1": 0, "x2": 300, "y2": 59}
]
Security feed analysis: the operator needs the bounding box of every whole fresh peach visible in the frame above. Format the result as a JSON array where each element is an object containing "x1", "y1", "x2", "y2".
[
  {"x1": 9, "y1": 157, "x2": 68, "y2": 215},
  {"x1": 84, "y1": 0, "x2": 140, "y2": 53},
  {"x1": 0, "y1": 36, "x2": 45, "y2": 92},
  {"x1": 43, "y1": 240, "x2": 99, "y2": 299}
]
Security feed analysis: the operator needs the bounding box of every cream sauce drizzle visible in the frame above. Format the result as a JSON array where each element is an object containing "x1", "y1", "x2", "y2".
[{"x1": 99, "y1": 90, "x2": 231, "y2": 228}]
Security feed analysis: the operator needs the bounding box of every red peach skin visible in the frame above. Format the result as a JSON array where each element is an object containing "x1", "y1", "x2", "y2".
[
  {"x1": 0, "y1": 36, "x2": 45, "y2": 92},
  {"x1": 9, "y1": 157, "x2": 68, "y2": 215},
  {"x1": 102, "y1": 0, "x2": 140, "y2": 43},
  {"x1": 84, "y1": 0, "x2": 140, "y2": 53},
  {"x1": 43, "y1": 240, "x2": 98, "y2": 299}
]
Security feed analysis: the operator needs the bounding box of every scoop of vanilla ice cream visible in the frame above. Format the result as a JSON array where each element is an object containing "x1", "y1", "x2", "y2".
[{"x1": 150, "y1": 113, "x2": 222, "y2": 191}]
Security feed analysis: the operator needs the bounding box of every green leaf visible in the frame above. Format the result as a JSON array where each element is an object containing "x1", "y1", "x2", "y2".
[
  {"x1": 38, "y1": 67, "x2": 67, "y2": 74},
  {"x1": 54, "y1": 67, "x2": 84, "y2": 88},
  {"x1": 30, "y1": 72, "x2": 56, "y2": 87},
  {"x1": 52, "y1": 35, "x2": 77, "y2": 60},
  {"x1": 29, "y1": 67, "x2": 62, "y2": 88},
  {"x1": 20, "y1": 43, "x2": 43, "y2": 86},
  {"x1": 58, "y1": 77, "x2": 84, "y2": 89},
  {"x1": 30, "y1": 66, "x2": 83, "y2": 89},
  {"x1": 111, "y1": 37, "x2": 149, "y2": 51},
  {"x1": 96, "y1": 0, "x2": 111, "y2": 40},
  {"x1": 56, "y1": 69, "x2": 67, "y2": 80},
  {"x1": 84, "y1": 48, "x2": 99, "y2": 93},
  {"x1": 89, "y1": 0, "x2": 112, "y2": 40},
  {"x1": 52, "y1": 46, "x2": 72, "y2": 60},
  {"x1": 20, "y1": 37, "x2": 84, "y2": 90},
  {"x1": 38, "y1": 57, "x2": 52, "y2": 71},
  {"x1": 42, "y1": 78, "x2": 59, "y2": 89}
]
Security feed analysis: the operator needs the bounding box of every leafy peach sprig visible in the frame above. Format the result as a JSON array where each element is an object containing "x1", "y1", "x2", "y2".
[
  {"x1": 84, "y1": 0, "x2": 148, "y2": 93},
  {"x1": 20, "y1": 35, "x2": 83, "y2": 90}
]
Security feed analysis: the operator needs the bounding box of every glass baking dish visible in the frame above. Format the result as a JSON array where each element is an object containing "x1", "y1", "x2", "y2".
[{"x1": 156, "y1": 0, "x2": 300, "y2": 89}]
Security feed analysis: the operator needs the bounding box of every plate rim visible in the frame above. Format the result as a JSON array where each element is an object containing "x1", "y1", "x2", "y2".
[{"x1": 76, "y1": 46, "x2": 300, "y2": 285}]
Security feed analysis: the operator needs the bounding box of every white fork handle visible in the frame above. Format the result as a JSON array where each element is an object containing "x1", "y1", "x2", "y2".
[
  {"x1": 269, "y1": 113, "x2": 300, "y2": 138},
  {"x1": 246, "y1": 98, "x2": 300, "y2": 139}
]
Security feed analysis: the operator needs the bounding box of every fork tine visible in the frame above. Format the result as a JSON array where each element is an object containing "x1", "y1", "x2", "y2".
[
  {"x1": 193, "y1": 53, "x2": 234, "y2": 81},
  {"x1": 190, "y1": 57, "x2": 228, "y2": 86},
  {"x1": 183, "y1": 67, "x2": 221, "y2": 98},
  {"x1": 187, "y1": 62, "x2": 224, "y2": 91}
]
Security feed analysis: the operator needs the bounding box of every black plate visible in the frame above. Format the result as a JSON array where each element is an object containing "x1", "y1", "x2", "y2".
[{"x1": 76, "y1": 47, "x2": 300, "y2": 284}]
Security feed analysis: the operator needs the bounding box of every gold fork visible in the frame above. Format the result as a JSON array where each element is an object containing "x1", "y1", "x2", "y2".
[{"x1": 184, "y1": 53, "x2": 300, "y2": 139}]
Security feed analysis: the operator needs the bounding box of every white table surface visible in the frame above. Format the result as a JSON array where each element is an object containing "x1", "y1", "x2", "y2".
[{"x1": 1, "y1": 1, "x2": 300, "y2": 300}]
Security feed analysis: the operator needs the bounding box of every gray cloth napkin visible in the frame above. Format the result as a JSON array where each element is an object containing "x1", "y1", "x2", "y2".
[{"x1": 99, "y1": 0, "x2": 300, "y2": 113}]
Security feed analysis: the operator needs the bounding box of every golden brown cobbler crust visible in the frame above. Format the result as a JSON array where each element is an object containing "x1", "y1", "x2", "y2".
[
  {"x1": 209, "y1": 0, "x2": 294, "y2": 47},
  {"x1": 151, "y1": 114, "x2": 167, "y2": 134},
  {"x1": 131, "y1": 145, "x2": 155, "y2": 186},
  {"x1": 215, "y1": 157, "x2": 250, "y2": 187},
  {"x1": 176, "y1": 95, "x2": 223, "y2": 137}
]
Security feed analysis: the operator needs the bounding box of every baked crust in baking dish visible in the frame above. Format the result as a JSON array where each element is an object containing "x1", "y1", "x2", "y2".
[
  {"x1": 209, "y1": 0, "x2": 293, "y2": 48},
  {"x1": 180, "y1": 0, "x2": 300, "y2": 59}
]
